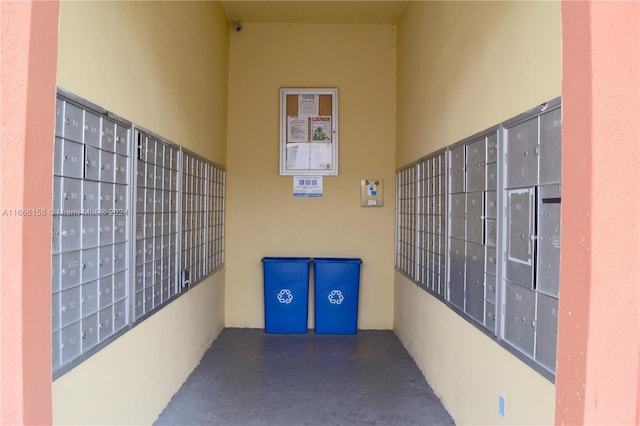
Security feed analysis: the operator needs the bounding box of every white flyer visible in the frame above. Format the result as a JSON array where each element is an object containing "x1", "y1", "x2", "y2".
[
  {"x1": 286, "y1": 143, "x2": 311, "y2": 170},
  {"x1": 310, "y1": 116, "x2": 331, "y2": 142},
  {"x1": 293, "y1": 176, "x2": 323, "y2": 198},
  {"x1": 309, "y1": 143, "x2": 333, "y2": 170},
  {"x1": 287, "y1": 116, "x2": 308, "y2": 142},
  {"x1": 298, "y1": 94, "x2": 319, "y2": 117}
]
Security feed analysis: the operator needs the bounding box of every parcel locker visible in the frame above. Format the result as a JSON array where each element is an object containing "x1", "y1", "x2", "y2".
[
  {"x1": 506, "y1": 188, "x2": 535, "y2": 287},
  {"x1": 114, "y1": 184, "x2": 127, "y2": 209},
  {"x1": 113, "y1": 215, "x2": 126, "y2": 244},
  {"x1": 485, "y1": 191, "x2": 497, "y2": 219},
  {"x1": 113, "y1": 299, "x2": 127, "y2": 333},
  {"x1": 101, "y1": 119, "x2": 116, "y2": 153},
  {"x1": 145, "y1": 139, "x2": 156, "y2": 164},
  {"x1": 450, "y1": 193, "x2": 466, "y2": 240},
  {"x1": 113, "y1": 242, "x2": 127, "y2": 272},
  {"x1": 99, "y1": 215, "x2": 114, "y2": 246},
  {"x1": 85, "y1": 146, "x2": 101, "y2": 181},
  {"x1": 144, "y1": 287, "x2": 154, "y2": 313},
  {"x1": 83, "y1": 181, "x2": 100, "y2": 211},
  {"x1": 136, "y1": 161, "x2": 146, "y2": 187},
  {"x1": 145, "y1": 164, "x2": 155, "y2": 188},
  {"x1": 134, "y1": 265, "x2": 144, "y2": 292},
  {"x1": 539, "y1": 108, "x2": 562, "y2": 185},
  {"x1": 464, "y1": 242, "x2": 485, "y2": 323},
  {"x1": 98, "y1": 245, "x2": 113, "y2": 278},
  {"x1": 63, "y1": 102, "x2": 84, "y2": 143},
  {"x1": 61, "y1": 215, "x2": 82, "y2": 252},
  {"x1": 506, "y1": 117, "x2": 538, "y2": 189},
  {"x1": 466, "y1": 192, "x2": 484, "y2": 244},
  {"x1": 100, "y1": 182, "x2": 114, "y2": 211},
  {"x1": 448, "y1": 238, "x2": 465, "y2": 310},
  {"x1": 61, "y1": 250, "x2": 81, "y2": 289},
  {"x1": 504, "y1": 281, "x2": 536, "y2": 356},
  {"x1": 115, "y1": 155, "x2": 128, "y2": 184},
  {"x1": 485, "y1": 273, "x2": 497, "y2": 304},
  {"x1": 84, "y1": 110, "x2": 101, "y2": 148},
  {"x1": 99, "y1": 151, "x2": 115, "y2": 183},
  {"x1": 98, "y1": 275, "x2": 113, "y2": 311},
  {"x1": 81, "y1": 313, "x2": 99, "y2": 351},
  {"x1": 134, "y1": 291, "x2": 144, "y2": 319},
  {"x1": 115, "y1": 124, "x2": 129, "y2": 156},
  {"x1": 535, "y1": 293, "x2": 559, "y2": 372},
  {"x1": 485, "y1": 219, "x2": 497, "y2": 247},
  {"x1": 484, "y1": 301, "x2": 496, "y2": 333},
  {"x1": 466, "y1": 138, "x2": 486, "y2": 193},
  {"x1": 61, "y1": 177, "x2": 82, "y2": 211},
  {"x1": 487, "y1": 133, "x2": 498, "y2": 163},
  {"x1": 486, "y1": 162, "x2": 497, "y2": 191},
  {"x1": 449, "y1": 145, "x2": 465, "y2": 193},
  {"x1": 537, "y1": 185, "x2": 561, "y2": 297}
]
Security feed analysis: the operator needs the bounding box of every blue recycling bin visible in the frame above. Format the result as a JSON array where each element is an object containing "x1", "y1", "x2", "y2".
[
  {"x1": 262, "y1": 257, "x2": 311, "y2": 334},
  {"x1": 313, "y1": 258, "x2": 363, "y2": 334}
]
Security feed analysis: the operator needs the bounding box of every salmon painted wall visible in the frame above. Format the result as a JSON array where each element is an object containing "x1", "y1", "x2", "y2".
[
  {"x1": 394, "y1": 1, "x2": 561, "y2": 424},
  {"x1": 52, "y1": 2, "x2": 229, "y2": 424},
  {"x1": 225, "y1": 23, "x2": 397, "y2": 330},
  {"x1": 0, "y1": 1, "x2": 59, "y2": 424},
  {"x1": 556, "y1": 1, "x2": 640, "y2": 424}
]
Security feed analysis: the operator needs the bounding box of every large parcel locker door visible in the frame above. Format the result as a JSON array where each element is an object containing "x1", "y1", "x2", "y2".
[
  {"x1": 465, "y1": 242, "x2": 485, "y2": 324},
  {"x1": 448, "y1": 238, "x2": 465, "y2": 311},
  {"x1": 506, "y1": 188, "x2": 535, "y2": 288},
  {"x1": 504, "y1": 281, "x2": 536, "y2": 357},
  {"x1": 537, "y1": 184, "x2": 561, "y2": 297}
]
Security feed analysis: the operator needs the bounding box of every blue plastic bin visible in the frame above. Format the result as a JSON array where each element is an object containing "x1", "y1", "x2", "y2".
[
  {"x1": 313, "y1": 258, "x2": 363, "y2": 334},
  {"x1": 262, "y1": 257, "x2": 311, "y2": 334}
]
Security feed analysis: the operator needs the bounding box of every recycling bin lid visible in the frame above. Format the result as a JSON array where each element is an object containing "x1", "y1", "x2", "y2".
[
  {"x1": 262, "y1": 257, "x2": 312, "y2": 263},
  {"x1": 313, "y1": 257, "x2": 362, "y2": 263}
]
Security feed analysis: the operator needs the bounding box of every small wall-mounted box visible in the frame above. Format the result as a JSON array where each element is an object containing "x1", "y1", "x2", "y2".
[{"x1": 361, "y1": 179, "x2": 383, "y2": 207}]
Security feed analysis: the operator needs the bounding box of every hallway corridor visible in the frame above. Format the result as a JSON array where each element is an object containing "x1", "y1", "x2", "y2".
[{"x1": 154, "y1": 329, "x2": 454, "y2": 425}]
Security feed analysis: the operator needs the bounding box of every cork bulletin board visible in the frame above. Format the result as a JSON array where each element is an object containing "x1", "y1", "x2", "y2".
[{"x1": 279, "y1": 88, "x2": 338, "y2": 176}]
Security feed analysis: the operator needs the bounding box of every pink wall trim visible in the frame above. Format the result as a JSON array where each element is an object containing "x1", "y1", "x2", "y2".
[
  {"x1": 0, "y1": 0, "x2": 59, "y2": 424},
  {"x1": 557, "y1": 1, "x2": 640, "y2": 424}
]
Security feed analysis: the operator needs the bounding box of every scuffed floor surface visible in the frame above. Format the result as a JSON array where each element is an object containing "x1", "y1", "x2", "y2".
[{"x1": 154, "y1": 328, "x2": 455, "y2": 426}]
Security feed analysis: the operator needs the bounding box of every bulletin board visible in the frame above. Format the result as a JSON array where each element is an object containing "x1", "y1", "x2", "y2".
[{"x1": 279, "y1": 88, "x2": 338, "y2": 176}]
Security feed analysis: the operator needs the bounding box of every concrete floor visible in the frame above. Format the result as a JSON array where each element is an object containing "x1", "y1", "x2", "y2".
[{"x1": 154, "y1": 328, "x2": 454, "y2": 426}]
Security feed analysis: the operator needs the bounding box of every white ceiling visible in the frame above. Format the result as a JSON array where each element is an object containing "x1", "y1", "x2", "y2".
[{"x1": 220, "y1": 1, "x2": 409, "y2": 25}]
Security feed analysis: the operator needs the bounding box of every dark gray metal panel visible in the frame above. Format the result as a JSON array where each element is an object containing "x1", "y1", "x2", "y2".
[
  {"x1": 485, "y1": 246, "x2": 497, "y2": 276},
  {"x1": 506, "y1": 188, "x2": 535, "y2": 288},
  {"x1": 487, "y1": 133, "x2": 498, "y2": 163},
  {"x1": 466, "y1": 138, "x2": 486, "y2": 193},
  {"x1": 466, "y1": 192, "x2": 483, "y2": 244},
  {"x1": 486, "y1": 162, "x2": 497, "y2": 191},
  {"x1": 536, "y1": 293, "x2": 559, "y2": 372},
  {"x1": 539, "y1": 108, "x2": 562, "y2": 185},
  {"x1": 484, "y1": 301, "x2": 496, "y2": 333},
  {"x1": 450, "y1": 193, "x2": 465, "y2": 240},
  {"x1": 504, "y1": 281, "x2": 536, "y2": 356},
  {"x1": 448, "y1": 238, "x2": 465, "y2": 310},
  {"x1": 485, "y1": 273, "x2": 497, "y2": 304},
  {"x1": 485, "y1": 218, "x2": 497, "y2": 247},
  {"x1": 465, "y1": 242, "x2": 485, "y2": 323},
  {"x1": 485, "y1": 191, "x2": 497, "y2": 219},
  {"x1": 449, "y1": 145, "x2": 465, "y2": 193},
  {"x1": 537, "y1": 184, "x2": 562, "y2": 296},
  {"x1": 506, "y1": 118, "x2": 538, "y2": 189}
]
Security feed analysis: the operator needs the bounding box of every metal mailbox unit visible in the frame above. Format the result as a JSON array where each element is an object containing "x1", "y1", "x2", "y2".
[
  {"x1": 52, "y1": 89, "x2": 131, "y2": 375},
  {"x1": 395, "y1": 150, "x2": 447, "y2": 299},
  {"x1": 133, "y1": 127, "x2": 181, "y2": 321},
  {"x1": 52, "y1": 89, "x2": 227, "y2": 378},
  {"x1": 501, "y1": 98, "x2": 562, "y2": 374},
  {"x1": 396, "y1": 97, "x2": 561, "y2": 379},
  {"x1": 447, "y1": 129, "x2": 499, "y2": 330}
]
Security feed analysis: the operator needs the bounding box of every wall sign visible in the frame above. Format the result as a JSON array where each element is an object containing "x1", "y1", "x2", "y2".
[{"x1": 280, "y1": 88, "x2": 338, "y2": 176}]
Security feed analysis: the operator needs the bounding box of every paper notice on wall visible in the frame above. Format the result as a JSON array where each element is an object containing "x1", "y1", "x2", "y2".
[
  {"x1": 293, "y1": 176, "x2": 323, "y2": 198},
  {"x1": 287, "y1": 116, "x2": 308, "y2": 142},
  {"x1": 309, "y1": 143, "x2": 332, "y2": 170},
  {"x1": 298, "y1": 94, "x2": 319, "y2": 117},
  {"x1": 310, "y1": 116, "x2": 332, "y2": 142},
  {"x1": 286, "y1": 143, "x2": 311, "y2": 169}
]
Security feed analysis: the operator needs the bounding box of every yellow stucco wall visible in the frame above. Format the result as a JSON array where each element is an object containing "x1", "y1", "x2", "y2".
[
  {"x1": 52, "y1": 2, "x2": 229, "y2": 424},
  {"x1": 394, "y1": 1, "x2": 561, "y2": 424},
  {"x1": 225, "y1": 23, "x2": 397, "y2": 330}
]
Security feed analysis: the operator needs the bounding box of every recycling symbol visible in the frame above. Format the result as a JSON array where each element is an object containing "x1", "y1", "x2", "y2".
[
  {"x1": 277, "y1": 289, "x2": 293, "y2": 304},
  {"x1": 328, "y1": 289, "x2": 344, "y2": 305}
]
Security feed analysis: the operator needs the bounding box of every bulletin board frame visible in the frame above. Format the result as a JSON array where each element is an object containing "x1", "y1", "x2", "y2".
[{"x1": 279, "y1": 88, "x2": 339, "y2": 176}]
